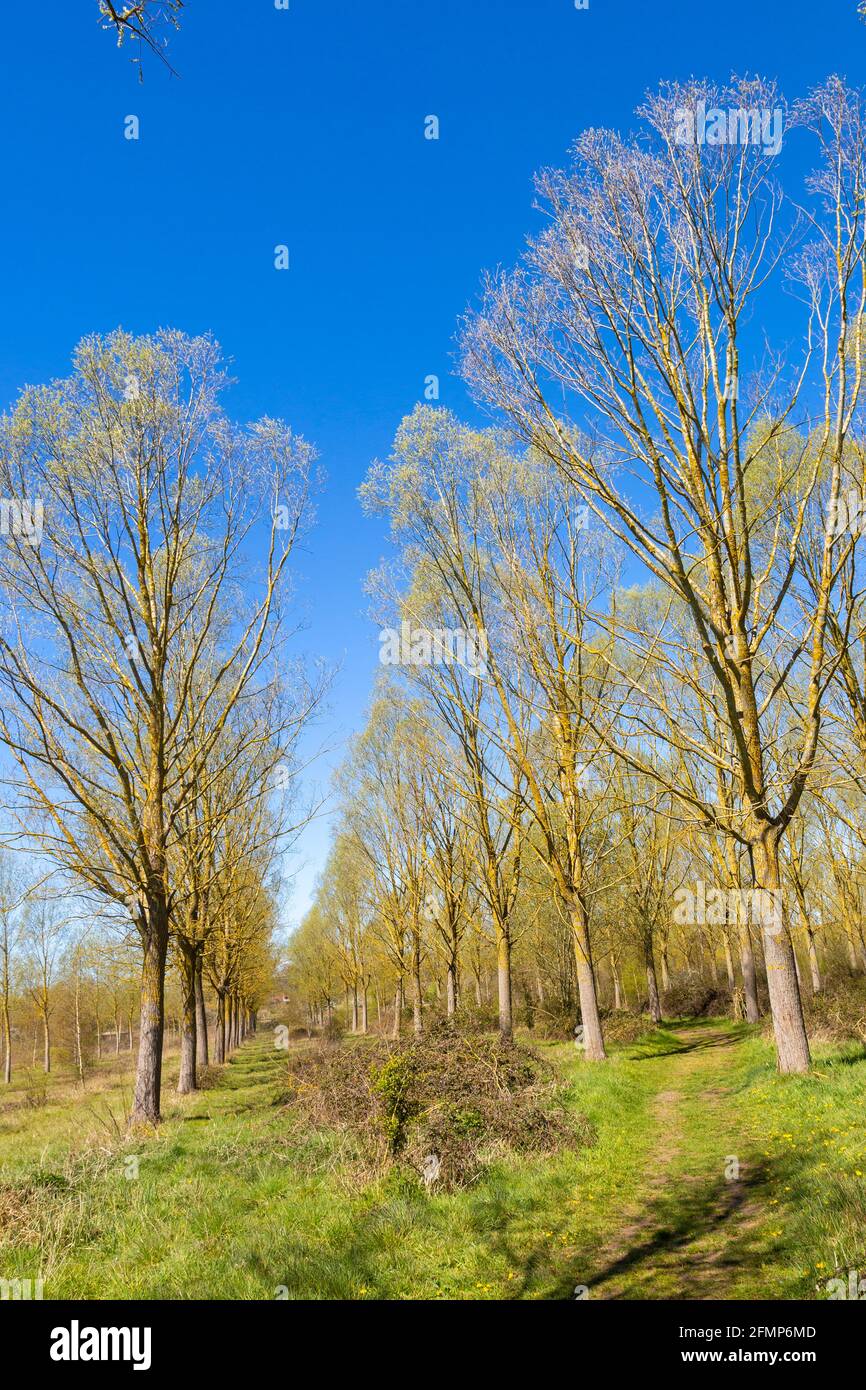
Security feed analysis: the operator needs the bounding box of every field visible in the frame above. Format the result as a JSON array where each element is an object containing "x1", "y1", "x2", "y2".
[{"x1": 3, "y1": 1018, "x2": 865, "y2": 1301}]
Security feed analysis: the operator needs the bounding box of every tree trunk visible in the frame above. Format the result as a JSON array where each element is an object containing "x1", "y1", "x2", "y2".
[
  {"x1": 612, "y1": 963, "x2": 622, "y2": 1011},
  {"x1": 74, "y1": 968, "x2": 84, "y2": 1084},
  {"x1": 412, "y1": 932, "x2": 423, "y2": 1037},
  {"x1": 446, "y1": 961, "x2": 457, "y2": 1016},
  {"x1": 130, "y1": 899, "x2": 169, "y2": 1124},
  {"x1": 496, "y1": 928, "x2": 512, "y2": 1040},
  {"x1": 2, "y1": 999, "x2": 11, "y2": 1084},
  {"x1": 392, "y1": 979, "x2": 402, "y2": 1040},
  {"x1": 177, "y1": 938, "x2": 197, "y2": 1095},
  {"x1": 739, "y1": 921, "x2": 761, "y2": 1023},
  {"x1": 660, "y1": 947, "x2": 671, "y2": 992},
  {"x1": 752, "y1": 838, "x2": 810, "y2": 1074},
  {"x1": 43, "y1": 1015, "x2": 51, "y2": 1073},
  {"x1": 807, "y1": 927, "x2": 822, "y2": 994},
  {"x1": 723, "y1": 932, "x2": 736, "y2": 989},
  {"x1": 645, "y1": 943, "x2": 662, "y2": 1024},
  {"x1": 215, "y1": 990, "x2": 226, "y2": 1064},
  {"x1": 571, "y1": 897, "x2": 605, "y2": 1060},
  {"x1": 708, "y1": 947, "x2": 719, "y2": 984},
  {"x1": 195, "y1": 955, "x2": 209, "y2": 1067}
]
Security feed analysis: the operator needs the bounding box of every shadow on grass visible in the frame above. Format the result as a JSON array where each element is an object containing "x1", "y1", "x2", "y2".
[
  {"x1": 817, "y1": 1044, "x2": 866, "y2": 1068},
  {"x1": 541, "y1": 1156, "x2": 782, "y2": 1301},
  {"x1": 628, "y1": 1020, "x2": 754, "y2": 1062}
]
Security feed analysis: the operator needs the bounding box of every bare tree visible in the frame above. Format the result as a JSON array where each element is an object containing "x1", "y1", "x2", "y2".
[
  {"x1": 0, "y1": 330, "x2": 320, "y2": 1122},
  {"x1": 463, "y1": 76, "x2": 866, "y2": 1072}
]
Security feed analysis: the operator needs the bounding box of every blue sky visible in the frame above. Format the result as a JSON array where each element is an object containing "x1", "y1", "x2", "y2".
[{"x1": 0, "y1": 0, "x2": 862, "y2": 927}]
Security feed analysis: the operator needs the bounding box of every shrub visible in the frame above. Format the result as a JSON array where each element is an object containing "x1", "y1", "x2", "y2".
[
  {"x1": 281, "y1": 1016, "x2": 594, "y2": 1190},
  {"x1": 661, "y1": 981, "x2": 732, "y2": 1019},
  {"x1": 371, "y1": 1052, "x2": 418, "y2": 1152},
  {"x1": 796, "y1": 976, "x2": 866, "y2": 1045},
  {"x1": 322, "y1": 1016, "x2": 345, "y2": 1044},
  {"x1": 601, "y1": 1009, "x2": 656, "y2": 1045},
  {"x1": 533, "y1": 1004, "x2": 577, "y2": 1041}
]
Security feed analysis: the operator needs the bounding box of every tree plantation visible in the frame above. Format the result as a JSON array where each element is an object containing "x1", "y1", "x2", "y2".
[
  {"x1": 0, "y1": 331, "x2": 325, "y2": 1122},
  {"x1": 293, "y1": 75, "x2": 866, "y2": 1081},
  {"x1": 4, "y1": 5, "x2": 866, "y2": 1323}
]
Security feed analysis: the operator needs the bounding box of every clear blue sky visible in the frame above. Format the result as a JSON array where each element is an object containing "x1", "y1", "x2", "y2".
[{"x1": 0, "y1": 0, "x2": 862, "y2": 926}]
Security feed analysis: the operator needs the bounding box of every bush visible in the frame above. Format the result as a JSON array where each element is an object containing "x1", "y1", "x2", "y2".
[
  {"x1": 532, "y1": 1004, "x2": 577, "y2": 1041},
  {"x1": 601, "y1": 1009, "x2": 656, "y2": 1045},
  {"x1": 796, "y1": 976, "x2": 866, "y2": 1045},
  {"x1": 281, "y1": 1016, "x2": 594, "y2": 1190},
  {"x1": 661, "y1": 981, "x2": 732, "y2": 1019}
]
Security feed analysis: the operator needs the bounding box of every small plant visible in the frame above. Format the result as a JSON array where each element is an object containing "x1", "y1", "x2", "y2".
[{"x1": 371, "y1": 1053, "x2": 417, "y2": 1153}]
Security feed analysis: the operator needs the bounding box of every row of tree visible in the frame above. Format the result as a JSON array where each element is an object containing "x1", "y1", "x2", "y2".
[
  {"x1": 0, "y1": 856, "x2": 275, "y2": 1088},
  {"x1": 0, "y1": 331, "x2": 325, "y2": 1121},
  {"x1": 293, "y1": 75, "x2": 866, "y2": 1075}
]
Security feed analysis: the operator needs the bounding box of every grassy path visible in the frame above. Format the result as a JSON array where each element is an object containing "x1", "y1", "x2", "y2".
[
  {"x1": 582, "y1": 1021, "x2": 768, "y2": 1299},
  {"x1": 567, "y1": 1017, "x2": 866, "y2": 1300},
  {"x1": 3, "y1": 1018, "x2": 866, "y2": 1298}
]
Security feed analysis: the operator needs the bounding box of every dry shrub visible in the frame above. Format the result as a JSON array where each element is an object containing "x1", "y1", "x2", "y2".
[
  {"x1": 661, "y1": 981, "x2": 732, "y2": 1019},
  {"x1": 451, "y1": 1005, "x2": 500, "y2": 1034},
  {"x1": 0, "y1": 1181, "x2": 52, "y2": 1245},
  {"x1": 281, "y1": 1017, "x2": 594, "y2": 1190},
  {"x1": 601, "y1": 1009, "x2": 656, "y2": 1045},
  {"x1": 195, "y1": 1065, "x2": 223, "y2": 1091},
  {"x1": 799, "y1": 977, "x2": 866, "y2": 1045},
  {"x1": 532, "y1": 1004, "x2": 577, "y2": 1041}
]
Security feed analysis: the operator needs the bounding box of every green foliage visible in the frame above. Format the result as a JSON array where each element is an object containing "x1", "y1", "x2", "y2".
[{"x1": 371, "y1": 1052, "x2": 418, "y2": 1153}]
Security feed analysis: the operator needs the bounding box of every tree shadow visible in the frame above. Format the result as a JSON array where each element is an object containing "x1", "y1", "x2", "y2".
[{"x1": 545, "y1": 1157, "x2": 779, "y2": 1300}]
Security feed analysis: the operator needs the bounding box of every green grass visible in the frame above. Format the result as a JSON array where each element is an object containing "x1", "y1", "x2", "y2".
[{"x1": 2, "y1": 1018, "x2": 865, "y2": 1299}]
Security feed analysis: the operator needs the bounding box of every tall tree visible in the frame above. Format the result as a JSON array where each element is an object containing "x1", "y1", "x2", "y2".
[
  {"x1": 463, "y1": 77, "x2": 866, "y2": 1072},
  {"x1": 0, "y1": 330, "x2": 318, "y2": 1121}
]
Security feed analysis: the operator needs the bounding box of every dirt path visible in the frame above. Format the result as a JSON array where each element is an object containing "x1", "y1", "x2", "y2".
[{"x1": 588, "y1": 1023, "x2": 766, "y2": 1299}]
